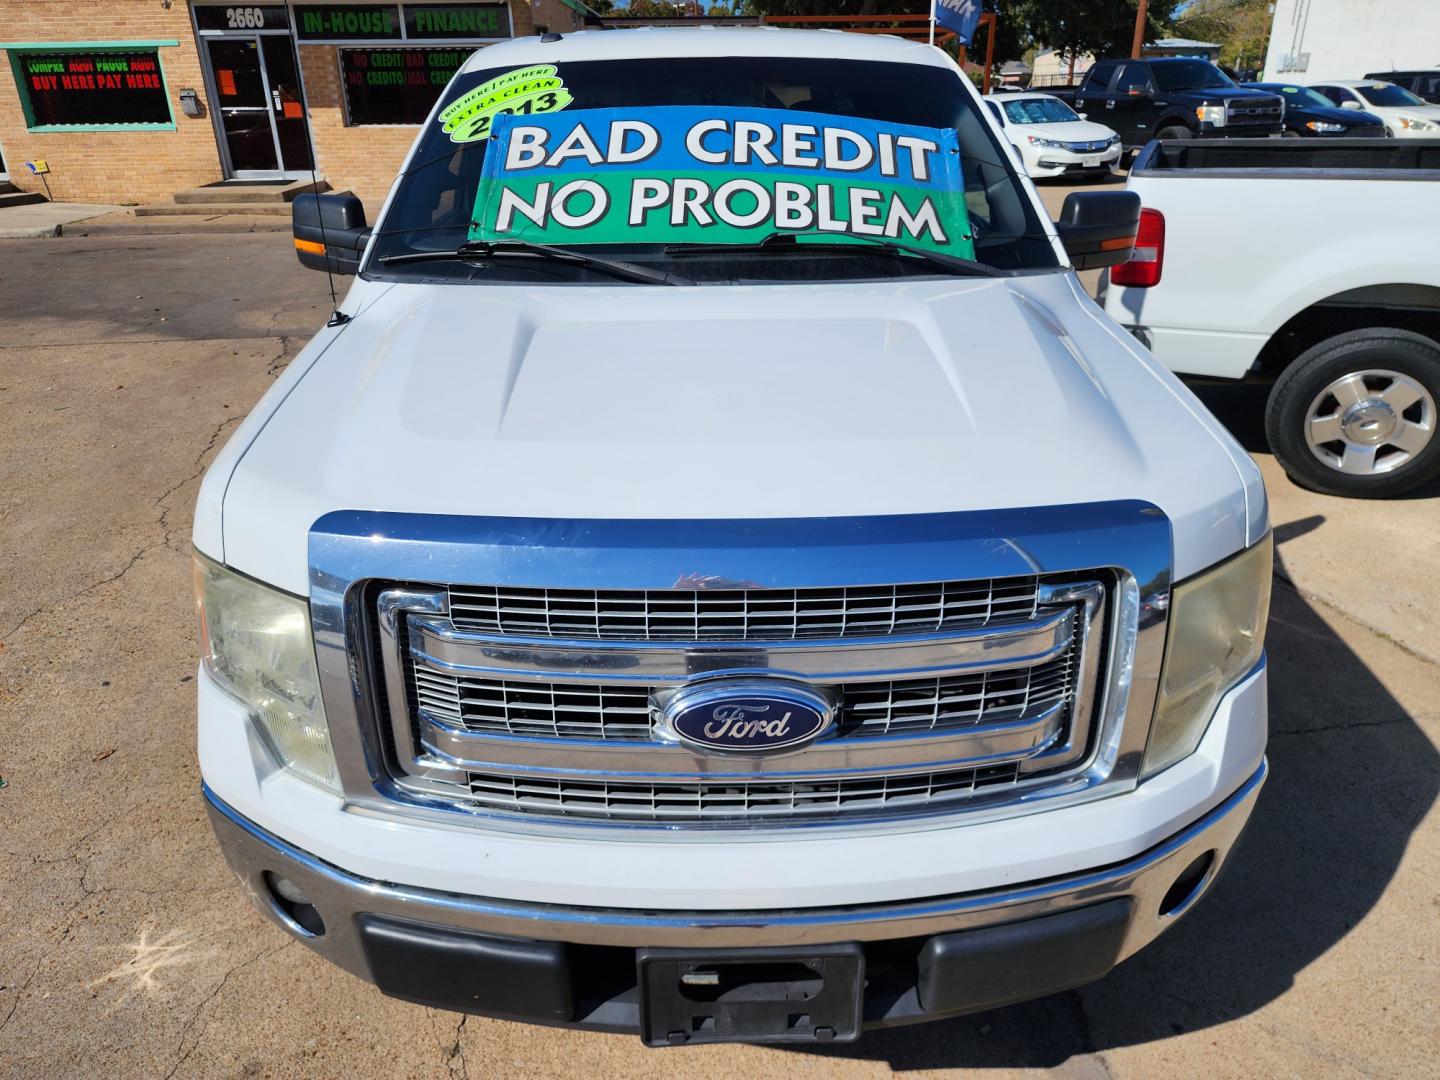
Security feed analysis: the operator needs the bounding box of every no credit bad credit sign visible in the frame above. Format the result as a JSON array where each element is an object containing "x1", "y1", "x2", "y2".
[{"x1": 469, "y1": 106, "x2": 974, "y2": 258}]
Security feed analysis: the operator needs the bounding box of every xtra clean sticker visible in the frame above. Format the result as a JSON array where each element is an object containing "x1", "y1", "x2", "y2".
[{"x1": 437, "y1": 64, "x2": 573, "y2": 144}]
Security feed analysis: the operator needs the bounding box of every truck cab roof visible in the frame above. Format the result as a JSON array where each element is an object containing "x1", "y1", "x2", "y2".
[{"x1": 458, "y1": 26, "x2": 955, "y2": 74}]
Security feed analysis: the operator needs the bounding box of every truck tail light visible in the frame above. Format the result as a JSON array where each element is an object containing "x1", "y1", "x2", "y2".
[{"x1": 1111, "y1": 208, "x2": 1165, "y2": 288}]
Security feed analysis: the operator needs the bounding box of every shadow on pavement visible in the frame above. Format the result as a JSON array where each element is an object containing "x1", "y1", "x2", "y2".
[
  {"x1": 792, "y1": 535, "x2": 1438, "y2": 1068},
  {"x1": 1033, "y1": 169, "x2": 1129, "y2": 189},
  {"x1": 1183, "y1": 379, "x2": 1271, "y2": 454}
]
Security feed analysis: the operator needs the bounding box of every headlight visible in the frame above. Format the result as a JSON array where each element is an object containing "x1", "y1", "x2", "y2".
[
  {"x1": 1196, "y1": 105, "x2": 1227, "y2": 126},
  {"x1": 1305, "y1": 120, "x2": 1346, "y2": 132},
  {"x1": 1026, "y1": 135, "x2": 1065, "y2": 149},
  {"x1": 194, "y1": 553, "x2": 339, "y2": 792},
  {"x1": 1144, "y1": 535, "x2": 1273, "y2": 777},
  {"x1": 1398, "y1": 116, "x2": 1436, "y2": 131},
  {"x1": 1107, "y1": 134, "x2": 1121, "y2": 146}
]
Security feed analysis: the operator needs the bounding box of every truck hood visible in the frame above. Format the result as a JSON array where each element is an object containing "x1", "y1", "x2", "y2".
[
  {"x1": 213, "y1": 274, "x2": 1261, "y2": 593},
  {"x1": 1195, "y1": 87, "x2": 1276, "y2": 101}
]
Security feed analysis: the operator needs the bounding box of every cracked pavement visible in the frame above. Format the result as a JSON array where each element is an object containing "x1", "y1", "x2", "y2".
[{"x1": 1, "y1": 231, "x2": 1437, "y2": 1078}]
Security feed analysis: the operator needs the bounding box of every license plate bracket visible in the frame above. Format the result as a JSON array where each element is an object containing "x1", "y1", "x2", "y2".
[{"x1": 637, "y1": 944, "x2": 864, "y2": 1046}]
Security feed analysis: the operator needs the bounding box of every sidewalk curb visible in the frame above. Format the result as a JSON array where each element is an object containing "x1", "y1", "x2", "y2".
[
  {"x1": 60, "y1": 217, "x2": 290, "y2": 237},
  {"x1": 0, "y1": 225, "x2": 61, "y2": 239}
]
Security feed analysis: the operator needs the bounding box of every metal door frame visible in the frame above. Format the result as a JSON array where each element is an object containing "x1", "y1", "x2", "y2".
[{"x1": 191, "y1": 6, "x2": 313, "y2": 181}]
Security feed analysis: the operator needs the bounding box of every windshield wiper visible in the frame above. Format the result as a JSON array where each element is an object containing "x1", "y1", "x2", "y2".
[
  {"x1": 378, "y1": 239, "x2": 692, "y2": 286},
  {"x1": 663, "y1": 231, "x2": 1006, "y2": 277}
]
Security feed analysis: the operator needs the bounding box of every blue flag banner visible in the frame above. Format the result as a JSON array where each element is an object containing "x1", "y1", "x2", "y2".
[{"x1": 934, "y1": 0, "x2": 982, "y2": 46}]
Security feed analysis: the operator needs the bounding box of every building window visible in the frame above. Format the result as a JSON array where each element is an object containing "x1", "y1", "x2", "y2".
[
  {"x1": 339, "y1": 47, "x2": 473, "y2": 125},
  {"x1": 7, "y1": 45, "x2": 175, "y2": 131}
]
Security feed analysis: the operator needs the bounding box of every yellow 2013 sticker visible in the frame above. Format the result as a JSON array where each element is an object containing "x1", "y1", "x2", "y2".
[{"x1": 438, "y1": 64, "x2": 574, "y2": 144}]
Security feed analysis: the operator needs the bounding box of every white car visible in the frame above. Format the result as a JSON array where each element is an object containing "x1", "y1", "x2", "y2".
[
  {"x1": 983, "y1": 91, "x2": 1122, "y2": 178},
  {"x1": 196, "y1": 28, "x2": 1271, "y2": 1045},
  {"x1": 1308, "y1": 80, "x2": 1440, "y2": 137}
]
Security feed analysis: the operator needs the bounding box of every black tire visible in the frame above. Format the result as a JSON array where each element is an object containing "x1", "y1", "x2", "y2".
[
  {"x1": 1156, "y1": 125, "x2": 1192, "y2": 141},
  {"x1": 1264, "y1": 327, "x2": 1440, "y2": 498}
]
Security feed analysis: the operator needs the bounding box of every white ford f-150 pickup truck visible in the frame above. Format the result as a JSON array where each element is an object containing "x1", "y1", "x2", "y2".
[
  {"x1": 193, "y1": 28, "x2": 1272, "y2": 1045},
  {"x1": 1103, "y1": 138, "x2": 1440, "y2": 498}
]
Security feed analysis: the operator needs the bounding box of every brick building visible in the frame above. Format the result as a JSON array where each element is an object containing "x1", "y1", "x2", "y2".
[{"x1": 0, "y1": 0, "x2": 584, "y2": 208}]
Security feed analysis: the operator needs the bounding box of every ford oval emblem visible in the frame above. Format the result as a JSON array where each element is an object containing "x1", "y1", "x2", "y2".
[{"x1": 660, "y1": 680, "x2": 834, "y2": 754}]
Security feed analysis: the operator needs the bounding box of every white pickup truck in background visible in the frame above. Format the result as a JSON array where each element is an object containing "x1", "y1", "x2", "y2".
[{"x1": 1103, "y1": 139, "x2": 1440, "y2": 497}]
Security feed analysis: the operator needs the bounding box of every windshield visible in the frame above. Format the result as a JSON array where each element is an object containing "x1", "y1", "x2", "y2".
[
  {"x1": 1152, "y1": 60, "x2": 1235, "y2": 92},
  {"x1": 368, "y1": 56, "x2": 1057, "y2": 284},
  {"x1": 1257, "y1": 84, "x2": 1337, "y2": 109},
  {"x1": 1355, "y1": 82, "x2": 1426, "y2": 107},
  {"x1": 1002, "y1": 97, "x2": 1080, "y2": 125}
]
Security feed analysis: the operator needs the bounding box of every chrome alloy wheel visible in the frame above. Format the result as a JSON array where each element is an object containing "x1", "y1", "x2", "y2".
[{"x1": 1304, "y1": 368, "x2": 1436, "y2": 475}]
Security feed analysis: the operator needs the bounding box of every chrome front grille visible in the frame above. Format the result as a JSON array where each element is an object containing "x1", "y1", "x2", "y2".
[
  {"x1": 312, "y1": 507, "x2": 1172, "y2": 837},
  {"x1": 1229, "y1": 103, "x2": 1281, "y2": 120},
  {"x1": 463, "y1": 765, "x2": 1024, "y2": 822},
  {"x1": 843, "y1": 644, "x2": 1075, "y2": 736},
  {"x1": 372, "y1": 576, "x2": 1108, "y2": 828},
  {"x1": 446, "y1": 577, "x2": 1041, "y2": 641},
  {"x1": 414, "y1": 670, "x2": 657, "y2": 740},
  {"x1": 410, "y1": 616, "x2": 1077, "y2": 743}
]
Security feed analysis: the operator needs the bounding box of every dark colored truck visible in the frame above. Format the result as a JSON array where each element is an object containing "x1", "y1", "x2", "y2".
[
  {"x1": 1365, "y1": 69, "x2": 1440, "y2": 104},
  {"x1": 1061, "y1": 57, "x2": 1283, "y2": 149}
]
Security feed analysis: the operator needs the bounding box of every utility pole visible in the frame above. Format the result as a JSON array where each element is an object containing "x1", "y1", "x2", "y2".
[{"x1": 1131, "y1": 0, "x2": 1149, "y2": 58}]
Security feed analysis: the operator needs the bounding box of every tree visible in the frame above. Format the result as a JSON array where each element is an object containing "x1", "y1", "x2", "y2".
[
  {"x1": 623, "y1": 0, "x2": 689, "y2": 16},
  {"x1": 1174, "y1": 0, "x2": 1272, "y2": 72},
  {"x1": 1002, "y1": 0, "x2": 1183, "y2": 62},
  {"x1": 743, "y1": 0, "x2": 919, "y2": 16},
  {"x1": 739, "y1": 1, "x2": 1177, "y2": 67},
  {"x1": 968, "y1": 6, "x2": 1026, "y2": 67}
]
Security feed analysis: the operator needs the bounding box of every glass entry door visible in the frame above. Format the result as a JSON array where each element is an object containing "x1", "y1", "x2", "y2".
[
  {"x1": 206, "y1": 36, "x2": 313, "y2": 177},
  {"x1": 259, "y1": 36, "x2": 313, "y2": 172}
]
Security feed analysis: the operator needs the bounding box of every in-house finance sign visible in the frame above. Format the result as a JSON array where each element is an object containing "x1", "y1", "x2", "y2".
[{"x1": 468, "y1": 106, "x2": 974, "y2": 259}]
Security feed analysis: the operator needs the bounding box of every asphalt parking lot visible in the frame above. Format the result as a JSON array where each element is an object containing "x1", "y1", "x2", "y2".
[{"x1": 1, "y1": 205, "x2": 1437, "y2": 1077}]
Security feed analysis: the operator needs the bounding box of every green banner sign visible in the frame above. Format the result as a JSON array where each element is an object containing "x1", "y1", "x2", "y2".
[
  {"x1": 404, "y1": 4, "x2": 511, "y2": 38},
  {"x1": 469, "y1": 105, "x2": 974, "y2": 258},
  {"x1": 294, "y1": 3, "x2": 400, "y2": 40}
]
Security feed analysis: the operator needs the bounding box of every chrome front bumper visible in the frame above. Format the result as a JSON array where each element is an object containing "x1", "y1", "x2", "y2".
[{"x1": 204, "y1": 759, "x2": 1266, "y2": 1030}]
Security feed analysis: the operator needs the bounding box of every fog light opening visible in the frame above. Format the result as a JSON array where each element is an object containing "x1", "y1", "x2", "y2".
[
  {"x1": 1158, "y1": 850, "x2": 1216, "y2": 919},
  {"x1": 263, "y1": 871, "x2": 326, "y2": 937}
]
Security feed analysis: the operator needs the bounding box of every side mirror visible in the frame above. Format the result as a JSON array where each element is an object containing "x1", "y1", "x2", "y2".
[
  {"x1": 1055, "y1": 191, "x2": 1141, "y2": 270},
  {"x1": 292, "y1": 192, "x2": 370, "y2": 276},
  {"x1": 1078, "y1": 111, "x2": 1089, "y2": 119},
  {"x1": 1340, "y1": 99, "x2": 1362, "y2": 110}
]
